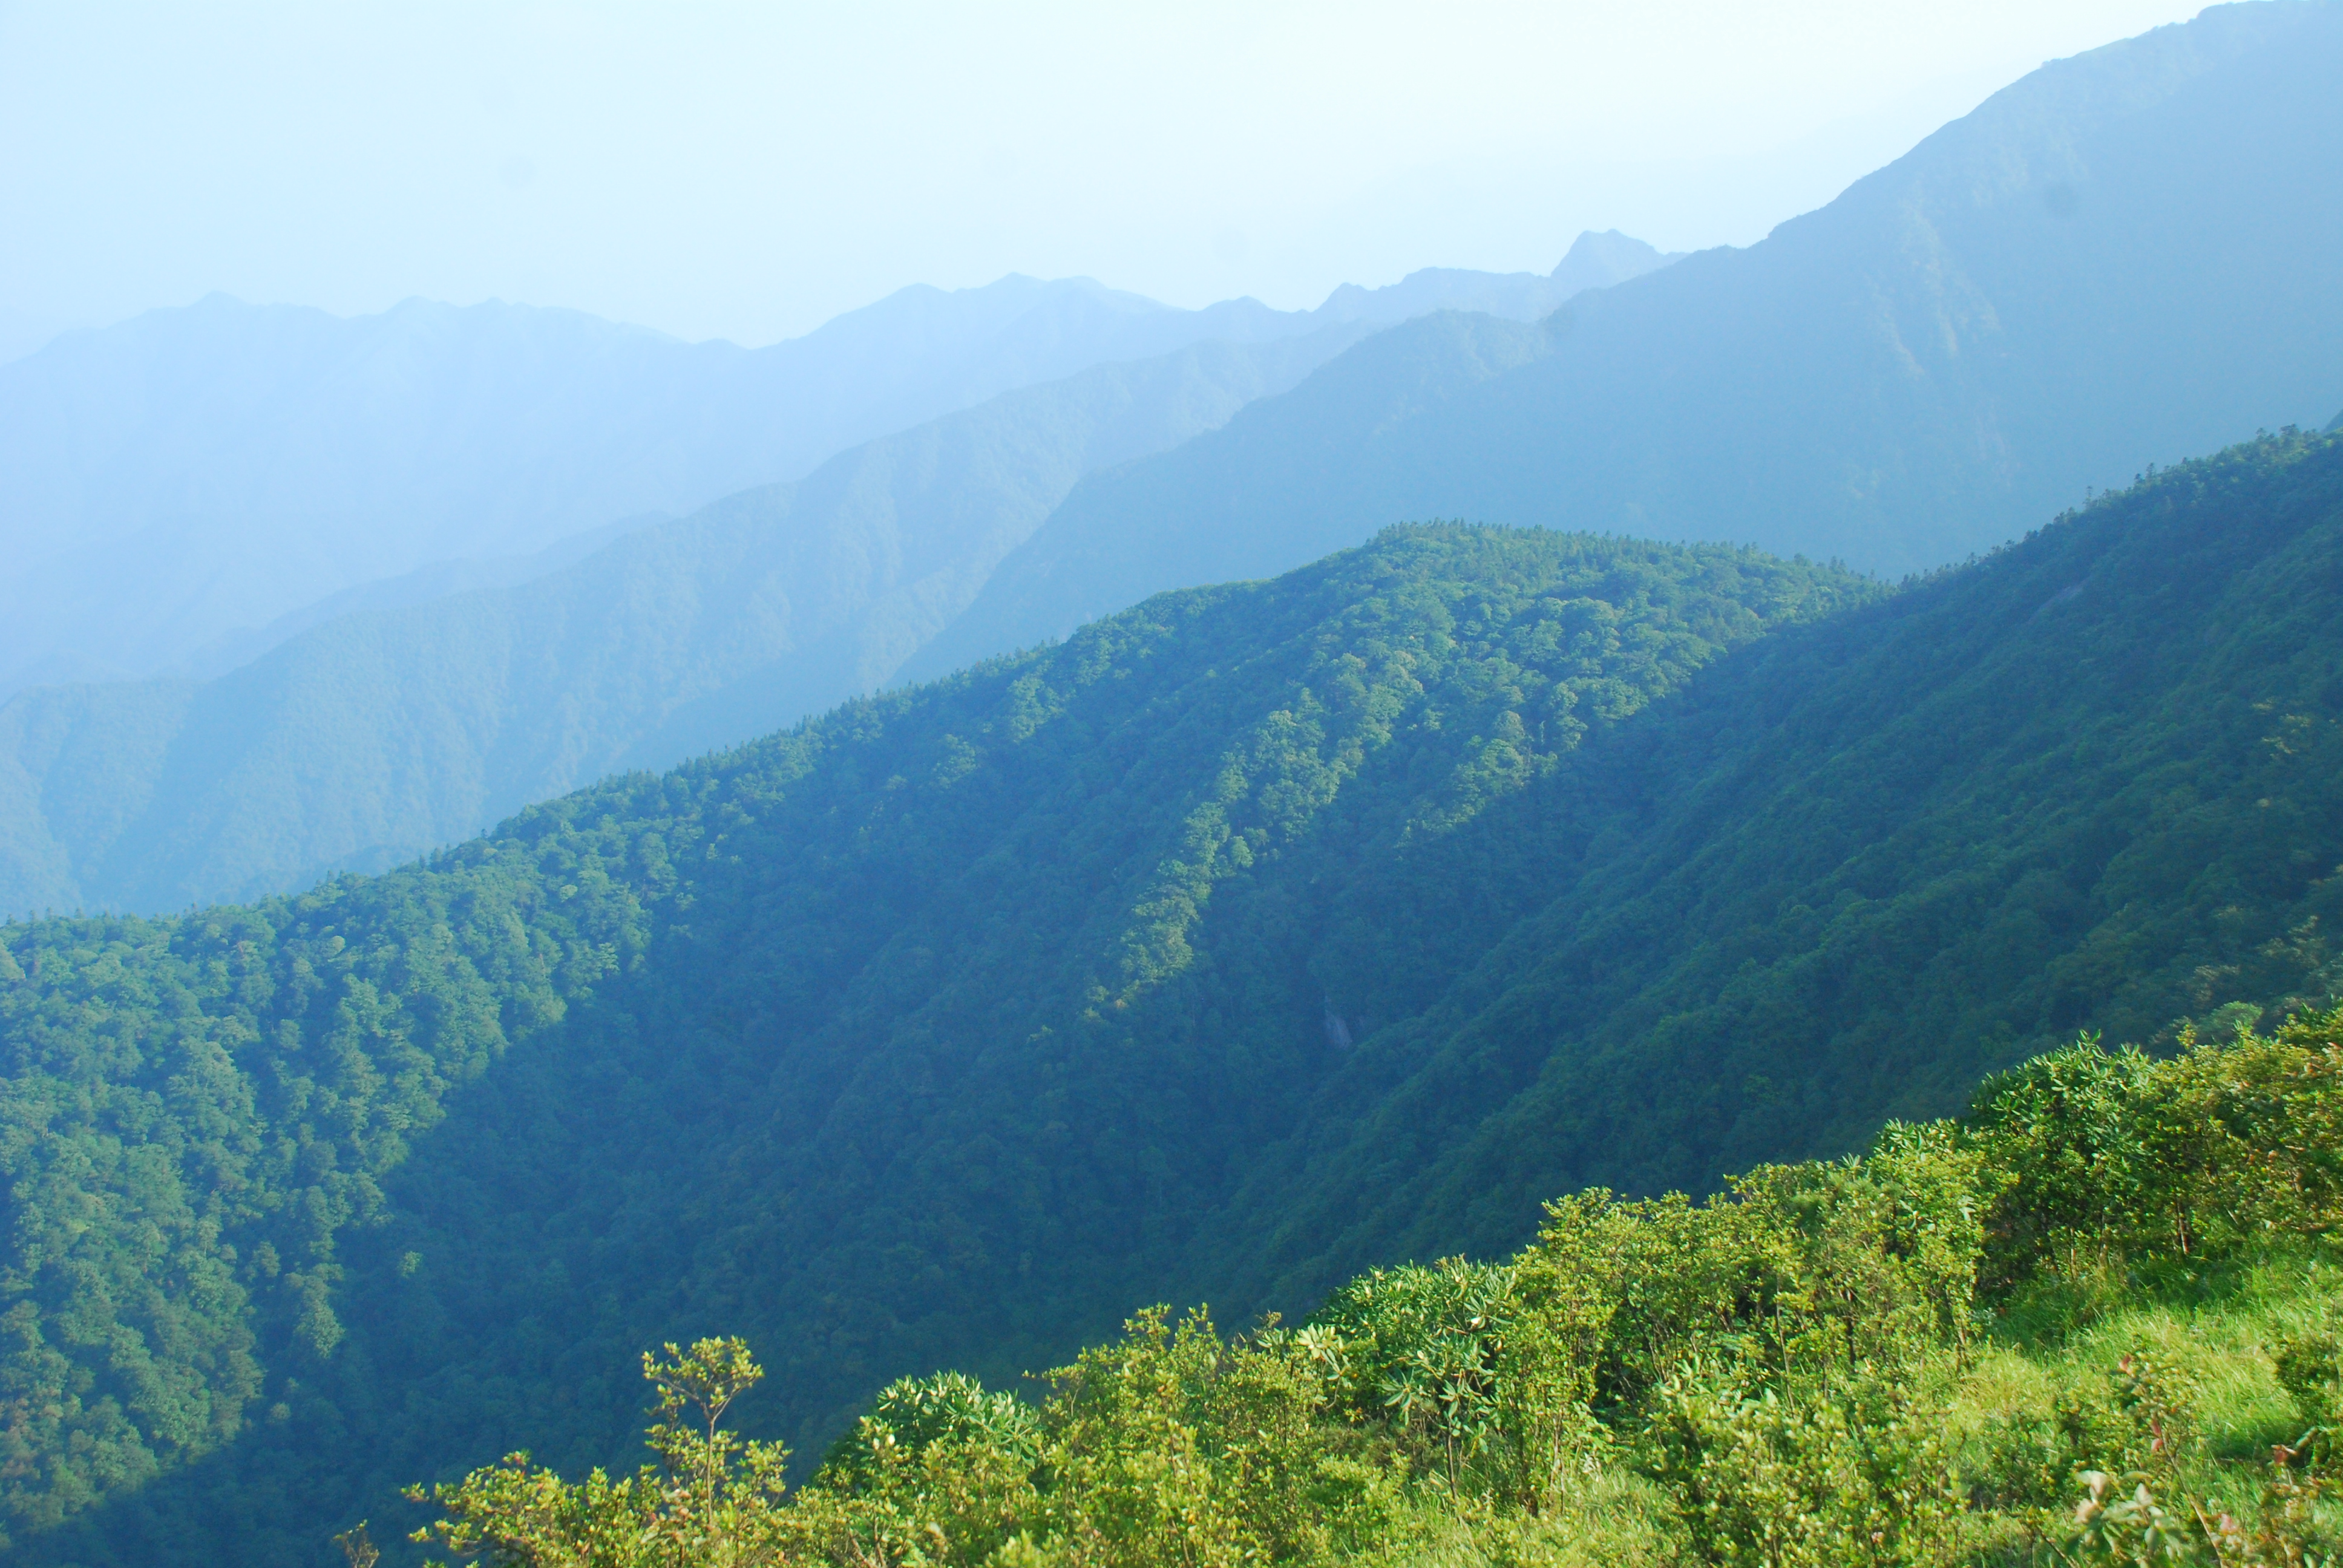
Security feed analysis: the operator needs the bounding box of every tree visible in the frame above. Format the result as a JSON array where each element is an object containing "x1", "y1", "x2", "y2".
[{"x1": 407, "y1": 1338, "x2": 790, "y2": 1568}]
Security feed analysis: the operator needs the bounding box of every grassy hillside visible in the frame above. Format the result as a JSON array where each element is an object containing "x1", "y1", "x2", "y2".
[
  {"x1": 5, "y1": 428, "x2": 2343, "y2": 1560},
  {"x1": 917, "y1": 0, "x2": 2343, "y2": 669},
  {"x1": 0, "y1": 327, "x2": 1369, "y2": 916}
]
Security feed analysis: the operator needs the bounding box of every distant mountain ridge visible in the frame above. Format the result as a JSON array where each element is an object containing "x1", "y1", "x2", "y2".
[
  {"x1": 10, "y1": 428, "x2": 2343, "y2": 1564},
  {"x1": 0, "y1": 237, "x2": 1677, "y2": 699},
  {"x1": 911, "y1": 0, "x2": 2343, "y2": 669},
  {"x1": 0, "y1": 239, "x2": 1680, "y2": 916},
  {"x1": 901, "y1": 309, "x2": 1556, "y2": 682},
  {"x1": 1312, "y1": 228, "x2": 1680, "y2": 324},
  {"x1": 0, "y1": 329, "x2": 1371, "y2": 913},
  {"x1": 25, "y1": 2, "x2": 2343, "y2": 931}
]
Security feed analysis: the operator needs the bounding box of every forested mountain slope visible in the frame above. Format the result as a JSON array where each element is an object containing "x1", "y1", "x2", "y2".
[
  {"x1": 10, "y1": 430, "x2": 2343, "y2": 1562},
  {"x1": 405, "y1": 1011, "x2": 2343, "y2": 1567},
  {"x1": 913, "y1": 0, "x2": 2343, "y2": 669},
  {"x1": 1194, "y1": 426, "x2": 2343, "y2": 1311},
  {"x1": 0, "y1": 328, "x2": 1367, "y2": 916},
  {"x1": 0, "y1": 531, "x2": 1866, "y2": 1560}
]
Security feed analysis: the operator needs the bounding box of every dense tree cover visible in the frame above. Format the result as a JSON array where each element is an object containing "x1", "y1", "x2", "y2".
[
  {"x1": 404, "y1": 1010, "x2": 2343, "y2": 1565},
  {"x1": 7, "y1": 428, "x2": 2343, "y2": 1561},
  {"x1": 1208, "y1": 426, "x2": 2343, "y2": 1309},
  {"x1": 0, "y1": 525, "x2": 1861, "y2": 1560}
]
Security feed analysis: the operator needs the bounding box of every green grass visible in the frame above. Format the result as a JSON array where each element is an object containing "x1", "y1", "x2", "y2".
[{"x1": 1359, "y1": 1254, "x2": 2343, "y2": 1565}]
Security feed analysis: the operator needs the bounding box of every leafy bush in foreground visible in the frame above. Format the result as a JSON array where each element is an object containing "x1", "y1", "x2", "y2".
[
  {"x1": 404, "y1": 1009, "x2": 2343, "y2": 1566},
  {"x1": 16, "y1": 432, "x2": 2343, "y2": 1563}
]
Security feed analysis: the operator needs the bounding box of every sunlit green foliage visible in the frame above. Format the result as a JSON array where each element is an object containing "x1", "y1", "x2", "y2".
[
  {"x1": 7, "y1": 431, "x2": 2343, "y2": 1561},
  {"x1": 413, "y1": 1011, "x2": 2343, "y2": 1566},
  {"x1": 0, "y1": 523, "x2": 1864, "y2": 1558},
  {"x1": 0, "y1": 844, "x2": 652, "y2": 1553},
  {"x1": 407, "y1": 1338, "x2": 792, "y2": 1567}
]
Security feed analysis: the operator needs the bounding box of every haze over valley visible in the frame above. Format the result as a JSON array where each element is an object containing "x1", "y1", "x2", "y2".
[{"x1": 4, "y1": 5, "x2": 2343, "y2": 1564}]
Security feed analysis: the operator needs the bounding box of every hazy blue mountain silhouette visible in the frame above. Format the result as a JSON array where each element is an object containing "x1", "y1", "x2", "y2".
[
  {"x1": 909, "y1": 0, "x2": 2343, "y2": 673},
  {"x1": 0, "y1": 241, "x2": 1675, "y2": 699},
  {"x1": 903, "y1": 309, "x2": 1557, "y2": 681},
  {"x1": 13, "y1": 427, "x2": 2343, "y2": 1563},
  {"x1": 1312, "y1": 229, "x2": 1677, "y2": 324},
  {"x1": 0, "y1": 239, "x2": 1679, "y2": 916},
  {"x1": 0, "y1": 330, "x2": 1369, "y2": 913},
  {"x1": 0, "y1": 278, "x2": 1262, "y2": 696}
]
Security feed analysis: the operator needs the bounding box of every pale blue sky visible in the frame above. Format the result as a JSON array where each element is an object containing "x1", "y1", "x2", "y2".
[{"x1": 0, "y1": 0, "x2": 2209, "y2": 360}]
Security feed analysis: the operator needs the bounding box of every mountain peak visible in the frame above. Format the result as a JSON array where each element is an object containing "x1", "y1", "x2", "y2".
[
  {"x1": 1548, "y1": 229, "x2": 1683, "y2": 292},
  {"x1": 1306, "y1": 231, "x2": 1680, "y2": 328}
]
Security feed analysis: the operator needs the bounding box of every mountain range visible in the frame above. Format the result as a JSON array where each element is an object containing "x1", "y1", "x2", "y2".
[
  {"x1": 0, "y1": 237, "x2": 1677, "y2": 915},
  {"x1": 0, "y1": 330, "x2": 1366, "y2": 911},
  {"x1": 8, "y1": 3, "x2": 2342, "y2": 925},
  {"x1": 0, "y1": 235, "x2": 1676, "y2": 700},
  {"x1": 8, "y1": 425, "x2": 2343, "y2": 1563},
  {"x1": 909, "y1": 0, "x2": 2343, "y2": 672},
  {"x1": 8, "y1": 5, "x2": 2343, "y2": 1561}
]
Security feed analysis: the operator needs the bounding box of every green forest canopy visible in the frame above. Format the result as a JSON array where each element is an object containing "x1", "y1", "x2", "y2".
[
  {"x1": 5, "y1": 430, "x2": 2343, "y2": 1561},
  {"x1": 408, "y1": 1009, "x2": 2343, "y2": 1566}
]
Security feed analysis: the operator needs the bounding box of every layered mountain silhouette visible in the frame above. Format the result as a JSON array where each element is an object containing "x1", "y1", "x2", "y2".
[
  {"x1": 908, "y1": 0, "x2": 2343, "y2": 674},
  {"x1": 12, "y1": 5, "x2": 2343, "y2": 1553},
  {"x1": 0, "y1": 240, "x2": 1679, "y2": 915},
  {"x1": 12, "y1": 2, "x2": 2343, "y2": 925},
  {"x1": 0, "y1": 332, "x2": 1366, "y2": 912},
  {"x1": 10, "y1": 427, "x2": 2343, "y2": 1564},
  {"x1": 0, "y1": 241, "x2": 1675, "y2": 700}
]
